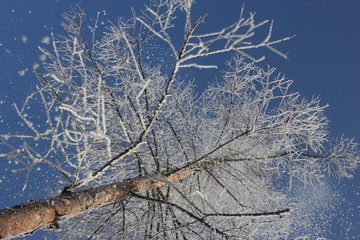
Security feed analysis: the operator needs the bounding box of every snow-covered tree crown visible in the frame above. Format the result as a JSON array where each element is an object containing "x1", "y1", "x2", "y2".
[{"x1": 1, "y1": 0, "x2": 358, "y2": 239}]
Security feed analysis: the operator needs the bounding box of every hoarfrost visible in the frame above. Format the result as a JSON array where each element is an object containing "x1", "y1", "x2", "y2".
[{"x1": 0, "y1": 2, "x2": 358, "y2": 239}]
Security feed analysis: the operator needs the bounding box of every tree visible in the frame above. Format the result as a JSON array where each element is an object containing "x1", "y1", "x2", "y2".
[{"x1": 0, "y1": 0, "x2": 358, "y2": 239}]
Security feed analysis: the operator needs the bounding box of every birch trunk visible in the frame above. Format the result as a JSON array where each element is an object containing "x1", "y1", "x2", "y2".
[{"x1": 0, "y1": 161, "x2": 212, "y2": 239}]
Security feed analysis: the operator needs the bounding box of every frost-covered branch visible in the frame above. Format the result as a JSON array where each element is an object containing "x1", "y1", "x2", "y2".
[{"x1": 0, "y1": 1, "x2": 358, "y2": 239}]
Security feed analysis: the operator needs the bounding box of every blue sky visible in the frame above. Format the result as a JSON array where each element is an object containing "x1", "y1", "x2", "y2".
[{"x1": 0, "y1": 0, "x2": 359, "y2": 239}]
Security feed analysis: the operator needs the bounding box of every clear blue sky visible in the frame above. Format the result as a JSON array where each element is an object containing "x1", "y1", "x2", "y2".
[{"x1": 0, "y1": 0, "x2": 359, "y2": 239}]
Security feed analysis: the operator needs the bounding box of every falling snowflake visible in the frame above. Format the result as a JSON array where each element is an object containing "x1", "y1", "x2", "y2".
[
  {"x1": 32, "y1": 63, "x2": 40, "y2": 70},
  {"x1": 41, "y1": 36, "x2": 50, "y2": 44},
  {"x1": 21, "y1": 36, "x2": 28, "y2": 43},
  {"x1": 39, "y1": 54, "x2": 47, "y2": 61},
  {"x1": 18, "y1": 69, "x2": 26, "y2": 76}
]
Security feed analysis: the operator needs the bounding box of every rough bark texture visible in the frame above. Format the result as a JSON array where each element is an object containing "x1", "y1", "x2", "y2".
[{"x1": 0, "y1": 160, "x2": 214, "y2": 239}]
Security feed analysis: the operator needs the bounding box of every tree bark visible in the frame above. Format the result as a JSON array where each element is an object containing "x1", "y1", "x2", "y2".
[{"x1": 0, "y1": 160, "x2": 214, "y2": 239}]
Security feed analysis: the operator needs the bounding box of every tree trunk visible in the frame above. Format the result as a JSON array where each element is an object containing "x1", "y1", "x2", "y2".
[{"x1": 0, "y1": 160, "x2": 213, "y2": 239}]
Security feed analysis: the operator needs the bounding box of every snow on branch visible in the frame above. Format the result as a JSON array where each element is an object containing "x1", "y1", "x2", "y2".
[{"x1": 0, "y1": 1, "x2": 358, "y2": 239}]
